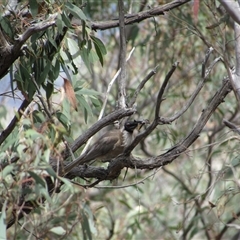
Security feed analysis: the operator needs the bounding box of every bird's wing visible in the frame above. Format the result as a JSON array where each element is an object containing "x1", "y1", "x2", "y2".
[
  {"x1": 63, "y1": 130, "x2": 121, "y2": 174},
  {"x1": 83, "y1": 130, "x2": 121, "y2": 162}
]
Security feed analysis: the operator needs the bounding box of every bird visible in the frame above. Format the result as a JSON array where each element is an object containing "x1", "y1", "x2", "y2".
[{"x1": 63, "y1": 120, "x2": 145, "y2": 174}]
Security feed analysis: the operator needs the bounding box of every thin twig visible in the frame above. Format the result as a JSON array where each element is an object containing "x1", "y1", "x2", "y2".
[
  {"x1": 129, "y1": 65, "x2": 159, "y2": 107},
  {"x1": 155, "y1": 61, "x2": 179, "y2": 119},
  {"x1": 160, "y1": 51, "x2": 218, "y2": 124},
  {"x1": 219, "y1": 0, "x2": 240, "y2": 25},
  {"x1": 202, "y1": 47, "x2": 214, "y2": 78}
]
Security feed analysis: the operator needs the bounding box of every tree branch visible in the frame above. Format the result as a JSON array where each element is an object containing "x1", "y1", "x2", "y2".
[
  {"x1": 0, "y1": 13, "x2": 58, "y2": 79},
  {"x1": 161, "y1": 51, "x2": 219, "y2": 124},
  {"x1": 67, "y1": 78, "x2": 231, "y2": 181},
  {"x1": 91, "y1": 0, "x2": 192, "y2": 31},
  {"x1": 118, "y1": 0, "x2": 127, "y2": 109},
  {"x1": 129, "y1": 65, "x2": 159, "y2": 107},
  {"x1": 121, "y1": 62, "x2": 178, "y2": 155},
  {"x1": 219, "y1": 0, "x2": 240, "y2": 25},
  {"x1": 0, "y1": 99, "x2": 29, "y2": 145}
]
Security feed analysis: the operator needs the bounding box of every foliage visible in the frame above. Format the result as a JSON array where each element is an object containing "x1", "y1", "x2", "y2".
[{"x1": 0, "y1": 0, "x2": 240, "y2": 239}]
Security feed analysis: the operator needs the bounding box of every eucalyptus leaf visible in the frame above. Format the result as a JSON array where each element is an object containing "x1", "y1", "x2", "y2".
[{"x1": 65, "y1": 2, "x2": 87, "y2": 21}]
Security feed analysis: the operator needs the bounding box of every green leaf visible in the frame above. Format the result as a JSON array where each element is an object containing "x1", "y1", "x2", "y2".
[
  {"x1": 0, "y1": 16, "x2": 13, "y2": 38},
  {"x1": 2, "y1": 165, "x2": 14, "y2": 178},
  {"x1": 29, "y1": 0, "x2": 38, "y2": 17},
  {"x1": 90, "y1": 35, "x2": 107, "y2": 55},
  {"x1": 25, "y1": 129, "x2": 42, "y2": 140},
  {"x1": 67, "y1": 38, "x2": 82, "y2": 67},
  {"x1": 83, "y1": 204, "x2": 97, "y2": 235},
  {"x1": 61, "y1": 12, "x2": 72, "y2": 28},
  {"x1": 56, "y1": 112, "x2": 71, "y2": 132},
  {"x1": 90, "y1": 97, "x2": 101, "y2": 108},
  {"x1": 58, "y1": 176, "x2": 74, "y2": 192},
  {"x1": 60, "y1": 49, "x2": 71, "y2": 64},
  {"x1": 49, "y1": 226, "x2": 66, "y2": 235},
  {"x1": 81, "y1": 209, "x2": 92, "y2": 240},
  {"x1": 28, "y1": 171, "x2": 46, "y2": 187},
  {"x1": 52, "y1": 59, "x2": 60, "y2": 80},
  {"x1": 45, "y1": 81, "x2": 54, "y2": 99},
  {"x1": 47, "y1": 29, "x2": 58, "y2": 50},
  {"x1": 76, "y1": 95, "x2": 93, "y2": 123},
  {"x1": 80, "y1": 48, "x2": 91, "y2": 72},
  {"x1": 45, "y1": 167, "x2": 57, "y2": 178},
  {"x1": 39, "y1": 60, "x2": 51, "y2": 85},
  {"x1": 93, "y1": 42, "x2": 103, "y2": 66},
  {"x1": 67, "y1": 37, "x2": 79, "y2": 56},
  {"x1": 89, "y1": 50, "x2": 99, "y2": 64},
  {"x1": 65, "y1": 2, "x2": 87, "y2": 21},
  {"x1": 90, "y1": 36, "x2": 107, "y2": 66},
  {"x1": 56, "y1": 14, "x2": 64, "y2": 33}
]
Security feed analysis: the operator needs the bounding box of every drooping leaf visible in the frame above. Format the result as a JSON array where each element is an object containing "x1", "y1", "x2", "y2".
[
  {"x1": 28, "y1": 171, "x2": 46, "y2": 187},
  {"x1": 76, "y1": 95, "x2": 93, "y2": 123},
  {"x1": 44, "y1": 81, "x2": 54, "y2": 100},
  {"x1": 61, "y1": 12, "x2": 72, "y2": 28},
  {"x1": 67, "y1": 37, "x2": 82, "y2": 67},
  {"x1": 29, "y1": 0, "x2": 38, "y2": 17},
  {"x1": 90, "y1": 35, "x2": 107, "y2": 55},
  {"x1": 0, "y1": 16, "x2": 13, "y2": 38},
  {"x1": 65, "y1": 2, "x2": 87, "y2": 21},
  {"x1": 80, "y1": 47, "x2": 91, "y2": 72},
  {"x1": 56, "y1": 112, "x2": 71, "y2": 132}
]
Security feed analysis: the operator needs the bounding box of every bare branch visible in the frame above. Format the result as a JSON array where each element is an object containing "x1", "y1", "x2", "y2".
[
  {"x1": 91, "y1": 0, "x2": 192, "y2": 31},
  {"x1": 65, "y1": 78, "x2": 232, "y2": 181},
  {"x1": 118, "y1": 0, "x2": 127, "y2": 109},
  {"x1": 201, "y1": 47, "x2": 214, "y2": 78},
  {"x1": 123, "y1": 63, "x2": 178, "y2": 155},
  {"x1": 155, "y1": 61, "x2": 178, "y2": 119},
  {"x1": 234, "y1": 22, "x2": 240, "y2": 76},
  {"x1": 219, "y1": 0, "x2": 240, "y2": 25},
  {"x1": 103, "y1": 78, "x2": 232, "y2": 181},
  {"x1": 161, "y1": 52, "x2": 219, "y2": 124},
  {"x1": 129, "y1": 65, "x2": 159, "y2": 107},
  {"x1": 0, "y1": 99, "x2": 30, "y2": 145}
]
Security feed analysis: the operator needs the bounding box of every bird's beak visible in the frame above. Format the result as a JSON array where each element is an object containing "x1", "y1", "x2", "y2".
[{"x1": 136, "y1": 119, "x2": 149, "y2": 131}]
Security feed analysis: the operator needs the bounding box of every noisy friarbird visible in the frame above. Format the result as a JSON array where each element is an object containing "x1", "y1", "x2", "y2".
[{"x1": 64, "y1": 120, "x2": 145, "y2": 174}]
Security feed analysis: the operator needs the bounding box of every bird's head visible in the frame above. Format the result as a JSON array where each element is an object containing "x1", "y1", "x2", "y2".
[{"x1": 124, "y1": 120, "x2": 145, "y2": 133}]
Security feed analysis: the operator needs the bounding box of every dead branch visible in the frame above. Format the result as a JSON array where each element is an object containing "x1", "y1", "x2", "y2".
[{"x1": 91, "y1": 0, "x2": 192, "y2": 31}]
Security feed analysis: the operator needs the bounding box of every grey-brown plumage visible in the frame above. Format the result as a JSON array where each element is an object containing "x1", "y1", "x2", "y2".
[{"x1": 64, "y1": 120, "x2": 144, "y2": 174}]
